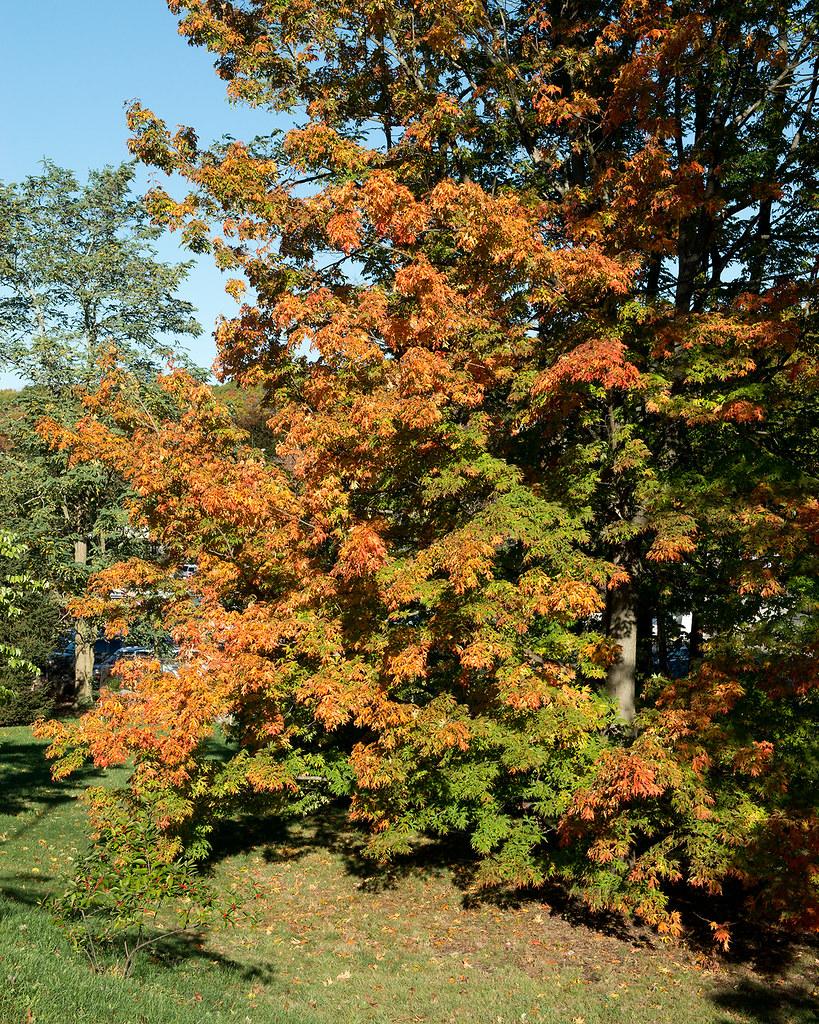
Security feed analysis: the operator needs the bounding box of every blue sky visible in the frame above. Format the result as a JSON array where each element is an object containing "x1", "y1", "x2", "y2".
[{"x1": 0, "y1": 1, "x2": 284, "y2": 385}]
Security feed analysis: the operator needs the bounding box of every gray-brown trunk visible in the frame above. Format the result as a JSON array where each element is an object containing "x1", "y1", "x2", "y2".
[
  {"x1": 606, "y1": 583, "x2": 637, "y2": 724},
  {"x1": 74, "y1": 540, "x2": 94, "y2": 705}
]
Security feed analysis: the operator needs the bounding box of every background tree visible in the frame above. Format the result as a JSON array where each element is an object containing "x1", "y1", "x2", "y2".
[
  {"x1": 0, "y1": 528, "x2": 55, "y2": 722},
  {"x1": 0, "y1": 162, "x2": 201, "y2": 705},
  {"x1": 0, "y1": 161, "x2": 200, "y2": 387},
  {"x1": 42, "y1": 1, "x2": 819, "y2": 937}
]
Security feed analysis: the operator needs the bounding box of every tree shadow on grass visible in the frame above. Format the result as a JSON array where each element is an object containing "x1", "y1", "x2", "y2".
[
  {"x1": 207, "y1": 804, "x2": 819, "y2": 976},
  {"x1": 207, "y1": 805, "x2": 655, "y2": 948},
  {"x1": 668, "y1": 881, "x2": 819, "y2": 980},
  {"x1": 1, "y1": 893, "x2": 279, "y2": 989},
  {"x1": 0, "y1": 870, "x2": 277, "y2": 989},
  {"x1": 0, "y1": 872, "x2": 58, "y2": 909},
  {"x1": 465, "y1": 879, "x2": 661, "y2": 946},
  {"x1": 208, "y1": 804, "x2": 468, "y2": 891},
  {"x1": 209, "y1": 805, "x2": 365, "y2": 869},
  {"x1": 708, "y1": 975, "x2": 819, "y2": 1024},
  {"x1": 128, "y1": 928, "x2": 278, "y2": 985},
  {"x1": 0, "y1": 734, "x2": 112, "y2": 822},
  {"x1": 702, "y1": 924, "x2": 819, "y2": 1024}
]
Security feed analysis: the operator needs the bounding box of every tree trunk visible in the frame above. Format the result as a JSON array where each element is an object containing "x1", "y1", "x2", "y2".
[
  {"x1": 606, "y1": 582, "x2": 637, "y2": 724},
  {"x1": 74, "y1": 539, "x2": 94, "y2": 705}
]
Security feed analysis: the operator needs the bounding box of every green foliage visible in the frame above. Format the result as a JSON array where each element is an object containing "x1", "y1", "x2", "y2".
[
  {"x1": 0, "y1": 530, "x2": 56, "y2": 719},
  {"x1": 0, "y1": 161, "x2": 200, "y2": 388},
  {"x1": 0, "y1": 587, "x2": 62, "y2": 725}
]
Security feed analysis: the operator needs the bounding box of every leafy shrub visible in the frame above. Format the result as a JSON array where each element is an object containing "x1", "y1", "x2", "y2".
[{"x1": 48, "y1": 788, "x2": 244, "y2": 978}]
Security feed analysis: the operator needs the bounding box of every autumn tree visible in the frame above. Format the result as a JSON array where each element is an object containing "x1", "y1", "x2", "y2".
[{"x1": 42, "y1": 1, "x2": 819, "y2": 936}]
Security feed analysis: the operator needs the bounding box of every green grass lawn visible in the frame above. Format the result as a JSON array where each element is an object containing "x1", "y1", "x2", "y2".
[{"x1": 1, "y1": 725, "x2": 816, "y2": 1024}]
